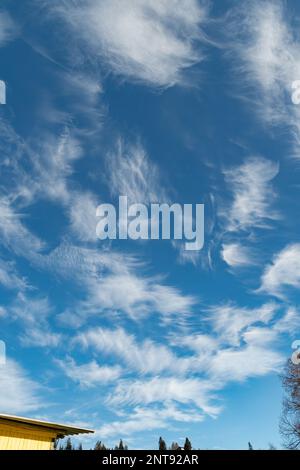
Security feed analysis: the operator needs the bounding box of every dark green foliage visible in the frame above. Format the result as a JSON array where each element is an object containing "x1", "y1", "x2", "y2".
[
  {"x1": 170, "y1": 442, "x2": 180, "y2": 450},
  {"x1": 55, "y1": 435, "x2": 278, "y2": 451},
  {"x1": 65, "y1": 437, "x2": 73, "y2": 450},
  {"x1": 159, "y1": 437, "x2": 167, "y2": 450},
  {"x1": 184, "y1": 437, "x2": 192, "y2": 451},
  {"x1": 94, "y1": 440, "x2": 107, "y2": 450},
  {"x1": 116, "y1": 439, "x2": 125, "y2": 450}
]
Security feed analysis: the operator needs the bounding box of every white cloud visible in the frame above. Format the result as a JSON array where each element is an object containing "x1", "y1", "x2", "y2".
[
  {"x1": 31, "y1": 129, "x2": 82, "y2": 205},
  {"x1": 106, "y1": 138, "x2": 197, "y2": 264},
  {"x1": 0, "y1": 118, "x2": 83, "y2": 205},
  {"x1": 107, "y1": 139, "x2": 168, "y2": 204},
  {"x1": 97, "y1": 404, "x2": 203, "y2": 438},
  {"x1": 20, "y1": 327, "x2": 61, "y2": 348},
  {"x1": 0, "y1": 11, "x2": 17, "y2": 46},
  {"x1": 75, "y1": 327, "x2": 190, "y2": 375},
  {"x1": 228, "y1": 0, "x2": 300, "y2": 156},
  {"x1": 0, "y1": 307, "x2": 6, "y2": 317},
  {"x1": 108, "y1": 376, "x2": 220, "y2": 417},
  {"x1": 208, "y1": 343, "x2": 283, "y2": 383},
  {"x1": 75, "y1": 302, "x2": 287, "y2": 387},
  {"x1": 218, "y1": 156, "x2": 279, "y2": 278},
  {"x1": 207, "y1": 302, "x2": 278, "y2": 346},
  {"x1": 0, "y1": 197, "x2": 45, "y2": 257},
  {"x1": 84, "y1": 272, "x2": 195, "y2": 320},
  {"x1": 229, "y1": 1, "x2": 292, "y2": 92},
  {"x1": 43, "y1": 0, "x2": 208, "y2": 87},
  {"x1": 70, "y1": 299, "x2": 295, "y2": 436},
  {"x1": 0, "y1": 119, "x2": 100, "y2": 245},
  {"x1": 50, "y1": 244, "x2": 195, "y2": 324},
  {"x1": 0, "y1": 258, "x2": 28, "y2": 290},
  {"x1": 176, "y1": 243, "x2": 200, "y2": 266},
  {"x1": 9, "y1": 293, "x2": 52, "y2": 325},
  {"x1": 0, "y1": 359, "x2": 42, "y2": 413},
  {"x1": 29, "y1": 130, "x2": 101, "y2": 243},
  {"x1": 274, "y1": 306, "x2": 300, "y2": 334},
  {"x1": 221, "y1": 243, "x2": 255, "y2": 267},
  {"x1": 57, "y1": 71, "x2": 103, "y2": 130},
  {"x1": 69, "y1": 191, "x2": 98, "y2": 242},
  {"x1": 0, "y1": 121, "x2": 37, "y2": 208},
  {"x1": 223, "y1": 156, "x2": 279, "y2": 232},
  {"x1": 260, "y1": 243, "x2": 300, "y2": 298},
  {"x1": 172, "y1": 333, "x2": 218, "y2": 355},
  {"x1": 56, "y1": 357, "x2": 121, "y2": 388},
  {"x1": 6, "y1": 293, "x2": 62, "y2": 349},
  {"x1": 242, "y1": 326, "x2": 278, "y2": 346},
  {"x1": 33, "y1": 242, "x2": 124, "y2": 283}
]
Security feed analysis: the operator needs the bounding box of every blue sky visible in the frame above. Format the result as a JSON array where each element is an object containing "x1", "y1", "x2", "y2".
[{"x1": 0, "y1": 0, "x2": 300, "y2": 450}]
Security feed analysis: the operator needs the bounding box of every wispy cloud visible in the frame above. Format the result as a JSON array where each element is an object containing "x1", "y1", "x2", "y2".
[
  {"x1": 207, "y1": 340, "x2": 283, "y2": 383},
  {"x1": 259, "y1": 243, "x2": 300, "y2": 298},
  {"x1": 0, "y1": 119, "x2": 99, "y2": 244},
  {"x1": 56, "y1": 357, "x2": 121, "y2": 388},
  {"x1": 221, "y1": 243, "x2": 256, "y2": 268},
  {"x1": 31, "y1": 129, "x2": 83, "y2": 205},
  {"x1": 40, "y1": 0, "x2": 209, "y2": 87},
  {"x1": 68, "y1": 191, "x2": 99, "y2": 242},
  {"x1": 206, "y1": 302, "x2": 278, "y2": 346},
  {"x1": 60, "y1": 270, "x2": 196, "y2": 324},
  {"x1": 7, "y1": 293, "x2": 61, "y2": 349},
  {"x1": 67, "y1": 299, "x2": 293, "y2": 437},
  {"x1": 0, "y1": 11, "x2": 17, "y2": 46},
  {"x1": 223, "y1": 156, "x2": 279, "y2": 232},
  {"x1": 97, "y1": 404, "x2": 203, "y2": 438},
  {"x1": 20, "y1": 327, "x2": 61, "y2": 348},
  {"x1": 107, "y1": 138, "x2": 168, "y2": 204},
  {"x1": 49, "y1": 244, "x2": 196, "y2": 324},
  {"x1": 0, "y1": 258, "x2": 28, "y2": 291},
  {"x1": 0, "y1": 197, "x2": 45, "y2": 257},
  {"x1": 0, "y1": 359, "x2": 42, "y2": 414},
  {"x1": 274, "y1": 306, "x2": 300, "y2": 334},
  {"x1": 54, "y1": 71, "x2": 103, "y2": 134},
  {"x1": 108, "y1": 377, "x2": 220, "y2": 416},
  {"x1": 216, "y1": 156, "x2": 279, "y2": 275},
  {"x1": 0, "y1": 0, "x2": 297, "y2": 443},
  {"x1": 227, "y1": 0, "x2": 300, "y2": 157},
  {"x1": 75, "y1": 327, "x2": 190, "y2": 375},
  {"x1": 0, "y1": 119, "x2": 76, "y2": 206}
]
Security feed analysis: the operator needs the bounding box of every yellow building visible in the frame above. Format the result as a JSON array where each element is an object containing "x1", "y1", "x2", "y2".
[{"x1": 0, "y1": 414, "x2": 94, "y2": 450}]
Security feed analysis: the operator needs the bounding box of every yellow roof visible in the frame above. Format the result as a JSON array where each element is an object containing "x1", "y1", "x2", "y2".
[{"x1": 0, "y1": 413, "x2": 94, "y2": 437}]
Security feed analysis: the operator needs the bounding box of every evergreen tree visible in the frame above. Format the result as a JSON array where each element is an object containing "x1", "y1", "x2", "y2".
[
  {"x1": 184, "y1": 438, "x2": 192, "y2": 451},
  {"x1": 170, "y1": 442, "x2": 180, "y2": 450},
  {"x1": 114, "y1": 439, "x2": 125, "y2": 450},
  {"x1": 94, "y1": 440, "x2": 107, "y2": 450},
  {"x1": 65, "y1": 438, "x2": 73, "y2": 450},
  {"x1": 159, "y1": 437, "x2": 167, "y2": 450}
]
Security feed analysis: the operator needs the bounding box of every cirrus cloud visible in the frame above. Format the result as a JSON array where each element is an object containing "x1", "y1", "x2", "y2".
[
  {"x1": 39, "y1": 0, "x2": 209, "y2": 88},
  {"x1": 259, "y1": 243, "x2": 300, "y2": 298}
]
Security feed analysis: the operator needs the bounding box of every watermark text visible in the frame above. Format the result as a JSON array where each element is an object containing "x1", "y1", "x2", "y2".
[{"x1": 96, "y1": 196, "x2": 204, "y2": 251}]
